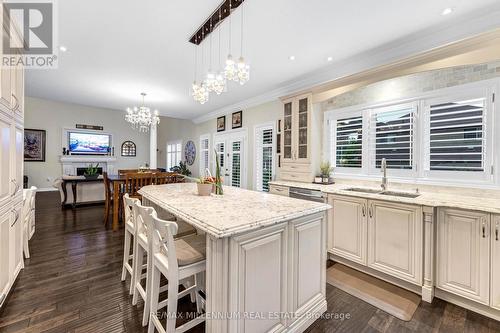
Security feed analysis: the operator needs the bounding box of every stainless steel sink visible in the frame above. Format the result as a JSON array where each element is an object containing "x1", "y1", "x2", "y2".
[
  {"x1": 344, "y1": 187, "x2": 420, "y2": 198},
  {"x1": 380, "y1": 191, "x2": 420, "y2": 198}
]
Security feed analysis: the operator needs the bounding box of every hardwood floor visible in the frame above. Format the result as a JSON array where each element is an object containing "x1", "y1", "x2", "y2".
[{"x1": 1, "y1": 191, "x2": 499, "y2": 333}]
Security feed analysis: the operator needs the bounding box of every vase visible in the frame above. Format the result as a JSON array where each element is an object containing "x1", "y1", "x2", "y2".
[{"x1": 197, "y1": 183, "x2": 213, "y2": 196}]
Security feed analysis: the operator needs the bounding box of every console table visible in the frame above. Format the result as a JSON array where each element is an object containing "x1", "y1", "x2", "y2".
[{"x1": 61, "y1": 176, "x2": 104, "y2": 209}]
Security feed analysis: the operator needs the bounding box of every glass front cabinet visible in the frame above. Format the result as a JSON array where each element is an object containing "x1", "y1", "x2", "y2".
[{"x1": 281, "y1": 93, "x2": 311, "y2": 163}]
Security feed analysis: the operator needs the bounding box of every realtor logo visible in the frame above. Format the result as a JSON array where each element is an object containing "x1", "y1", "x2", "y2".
[{"x1": 3, "y1": 0, "x2": 58, "y2": 68}]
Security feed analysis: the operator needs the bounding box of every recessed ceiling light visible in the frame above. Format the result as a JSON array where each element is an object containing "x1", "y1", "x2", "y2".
[
  {"x1": 327, "y1": 56, "x2": 333, "y2": 62},
  {"x1": 441, "y1": 7, "x2": 453, "y2": 16},
  {"x1": 289, "y1": 55, "x2": 295, "y2": 61},
  {"x1": 59, "y1": 45, "x2": 67, "y2": 52}
]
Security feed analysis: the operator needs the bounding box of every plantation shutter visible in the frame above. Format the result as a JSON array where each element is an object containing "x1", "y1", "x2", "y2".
[
  {"x1": 428, "y1": 97, "x2": 485, "y2": 171},
  {"x1": 334, "y1": 115, "x2": 363, "y2": 168},
  {"x1": 231, "y1": 140, "x2": 242, "y2": 187},
  {"x1": 199, "y1": 136, "x2": 210, "y2": 175},
  {"x1": 255, "y1": 126, "x2": 274, "y2": 191}
]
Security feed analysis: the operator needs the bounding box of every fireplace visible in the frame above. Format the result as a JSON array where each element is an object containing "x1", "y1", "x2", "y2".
[{"x1": 76, "y1": 167, "x2": 103, "y2": 176}]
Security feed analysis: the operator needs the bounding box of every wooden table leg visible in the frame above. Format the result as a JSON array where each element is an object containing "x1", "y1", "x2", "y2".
[
  {"x1": 112, "y1": 181, "x2": 120, "y2": 231},
  {"x1": 71, "y1": 181, "x2": 77, "y2": 209},
  {"x1": 61, "y1": 180, "x2": 68, "y2": 209}
]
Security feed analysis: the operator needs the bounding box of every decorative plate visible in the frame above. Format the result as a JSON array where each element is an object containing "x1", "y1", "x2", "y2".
[{"x1": 184, "y1": 140, "x2": 196, "y2": 165}]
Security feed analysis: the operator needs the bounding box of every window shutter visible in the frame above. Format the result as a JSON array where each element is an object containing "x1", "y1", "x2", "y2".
[
  {"x1": 371, "y1": 104, "x2": 415, "y2": 170},
  {"x1": 231, "y1": 141, "x2": 242, "y2": 187},
  {"x1": 199, "y1": 137, "x2": 210, "y2": 176},
  {"x1": 334, "y1": 116, "x2": 363, "y2": 168},
  {"x1": 429, "y1": 98, "x2": 485, "y2": 171},
  {"x1": 255, "y1": 126, "x2": 274, "y2": 192}
]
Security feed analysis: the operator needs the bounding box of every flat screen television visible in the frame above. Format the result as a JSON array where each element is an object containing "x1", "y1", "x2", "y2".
[{"x1": 68, "y1": 132, "x2": 111, "y2": 155}]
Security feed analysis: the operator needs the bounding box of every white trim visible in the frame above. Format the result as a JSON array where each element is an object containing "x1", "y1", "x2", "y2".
[
  {"x1": 192, "y1": 6, "x2": 500, "y2": 124},
  {"x1": 253, "y1": 122, "x2": 276, "y2": 191}
]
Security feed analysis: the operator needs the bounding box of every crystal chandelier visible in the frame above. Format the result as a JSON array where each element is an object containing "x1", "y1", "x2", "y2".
[
  {"x1": 236, "y1": 4, "x2": 250, "y2": 85},
  {"x1": 125, "y1": 93, "x2": 160, "y2": 132}
]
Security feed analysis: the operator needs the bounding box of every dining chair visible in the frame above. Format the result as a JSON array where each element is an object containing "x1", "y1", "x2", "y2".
[
  {"x1": 102, "y1": 172, "x2": 113, "y2": 227},
  {"x1": 122, "y1": 193, "x2": 141, "y2": 295},
  {"x1": 22, "y1": 186, "x2": 37, "y2": 259},
  {"x1": 153, "y1": 172, "x2": 178, "y2": 185},
  {"x1": 145, "y1": 208, "x2": 206, "y2": 333},
  {"x1": 125, "y1": 173, "x2": 154, "y2": 200}
]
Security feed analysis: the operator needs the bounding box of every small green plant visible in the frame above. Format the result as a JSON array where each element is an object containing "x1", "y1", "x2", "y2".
[
  {"x1": 170, "y1": 161, "x2": 192, "y2": 176},
  {"x1": 84, "y1": 163, "x2": 99, "y2": 177},
  {"x1": 214, "y1": 149, "x2": 223, "y2": 195},
  {"x1": 320, "y1": 161, "x2": 334, "y2": 177}
]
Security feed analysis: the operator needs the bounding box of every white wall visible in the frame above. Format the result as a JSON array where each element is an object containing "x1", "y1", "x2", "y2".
[{"x1": 24, "y1": 97, "x2": 150, "y2": 189}]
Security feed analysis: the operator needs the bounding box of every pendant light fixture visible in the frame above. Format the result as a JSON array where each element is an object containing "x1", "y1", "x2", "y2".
[
  {"x1": 205, "y1": 18, "x2": 217, "y2": 93},
  {"x1": 236, "y1": 3, "x2": 250, "y2": 85},
  {"x1": 213, "y1": 7, "x2": 227, "y2": 95},
  {"x1": 224, "y1": 1, "x2": 238, "y2": 82}
]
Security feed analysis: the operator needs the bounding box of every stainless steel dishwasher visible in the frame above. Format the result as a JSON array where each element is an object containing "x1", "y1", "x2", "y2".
[{"x1": 289, "y1": 187, "x2": 325, "y2": 203}]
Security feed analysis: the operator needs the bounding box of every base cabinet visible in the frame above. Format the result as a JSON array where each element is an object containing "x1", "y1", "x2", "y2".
[
  {"x1": 437, "y1": 208, "x2": 490, "y2": 305},
  {"x1": 328, "y1": 195, "x2": 367, "y2": 265},
  {"x1": 492, "y1": 215, "x2": 500, "y2": 310},
  {"x1": 367, "y1": 200, "x2": 422, "y2": 285},
  {"x1": 9, "y1": 200, "x2": 23, "y2": 283},
  {"x1": 0, "y1": 208, "x2": 10, "y2": 306}
]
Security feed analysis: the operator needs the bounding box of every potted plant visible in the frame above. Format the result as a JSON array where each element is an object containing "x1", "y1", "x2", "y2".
[
  {"x1": 170, "y1": 161, "x2": 192, "y2": 177},
  {"x1": 320, "y1": 161, "x2": 334, "y2": 184},
  {"x1": 84, "y1": 163, "x2": 100, "y2": 180},
  {"x1": 214, "y1": 149, "x2": 223, "y2": 195}
]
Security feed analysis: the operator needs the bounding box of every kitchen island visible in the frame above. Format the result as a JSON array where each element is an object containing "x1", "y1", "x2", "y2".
[{"x1": 139, "y1": 183, "x2": 331, "y2": 333}]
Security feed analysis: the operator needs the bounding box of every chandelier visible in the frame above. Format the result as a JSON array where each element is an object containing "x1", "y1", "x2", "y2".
[
  {"x1": 190, "y1": 1, "x2": 249, "y2": 104},
  {"x1": 125, "y1": 93, "x2": 160, "y2": 132}
]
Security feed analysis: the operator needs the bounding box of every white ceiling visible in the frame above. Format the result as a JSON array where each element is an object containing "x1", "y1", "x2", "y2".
[{"x1": 26, "y1": 0, "x2": 500, "y2": 120}]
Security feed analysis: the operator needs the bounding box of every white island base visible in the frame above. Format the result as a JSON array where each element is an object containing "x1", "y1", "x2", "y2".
[{"x1": 139, "y1": 184, "x2": 330, "y2": 333}]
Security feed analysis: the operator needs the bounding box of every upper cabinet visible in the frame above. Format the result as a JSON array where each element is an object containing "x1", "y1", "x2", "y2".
[{"x1": 280, "y1": 93, "x2": 321, "y2": 182}]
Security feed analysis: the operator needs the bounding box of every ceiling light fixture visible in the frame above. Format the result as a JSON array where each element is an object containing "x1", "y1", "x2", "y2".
[
  {"x1": 289, "y1": 55, "x2": 295, "y2": 61},
  {"x1": 59, "y1": 45, "x2": 67, "y2": 52},
  {"x1": 236, "y1": 3, "x2": 250, "y2": 85},
  {"x1": 125, "y1": 93, "x2": 160, "y2": 132},
  {"x1": 327, "y1": 56, "x2": 333, "y2": 62},
  {"x1": 224, "y1": 1, "x2": 238, "y2": 82},
  {"x1": 441, "y1": 7, "x2": 453, "y2": 16}
]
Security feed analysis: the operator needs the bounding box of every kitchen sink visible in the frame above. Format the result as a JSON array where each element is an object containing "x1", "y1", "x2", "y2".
[{"x1": 344, "y1": 187, "x2": 420, "y2": 198}]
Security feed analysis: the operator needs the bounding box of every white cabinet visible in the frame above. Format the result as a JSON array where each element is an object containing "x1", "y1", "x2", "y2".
[
  {"x1": 0, "y1": 113, "x2": 12, "y2": 207},
  {"x1": 0, "y1": 207, "x2": 10, "y2": 307},
  {"x1": 492, "y1": 215, "x2": 500, "y2": 310},
  {"x1": 328, "y1": 195, "x2": 423, "y2": 286},
  {"x1": 367, "y1": 200, "x2": 422, "y2": 285},
  {"x1": 437, "y1": 208, "x2": 490, "y2": 305},
  {"x1": 328, "y1": 195, "x2": 367, "y2": 265},
  {"x1": 9, "y1": 199, "x2": 23, "y2": 282},
  {"x1": 12, "y1": 124, "x2": 23, "y2": 197}
]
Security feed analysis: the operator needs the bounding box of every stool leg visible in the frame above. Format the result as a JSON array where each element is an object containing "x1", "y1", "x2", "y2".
[
  {"x1": 132, "y1": 245, "x2": 144, "y2": 306},
  {"x1": 142, "y1": 251, "x2": 151, "y2": 326},
  {"x1": 166, "y1": 278, "x2": 179, "y2": 333},
  {"x1": 148, "y1": 266, "x2": 161, "y2": 333},
  {"x1": 194, "y1": 272, "x2": 203, "y2": 314},
  {"x1": 121, "y1": 230, "x2": 131, "y2": 281}
]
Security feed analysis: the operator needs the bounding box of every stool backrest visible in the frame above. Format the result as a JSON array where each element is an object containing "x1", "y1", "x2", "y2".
[
  {"x1": 123, "y1": 193, "x2": 140, "y2": 228},
  {"x1": 132, "y1": 201, "x2": 155, "y2": 237},
  {"x1": 150, "y1": 213, "x2": 179, "y2": 272},
  {"x1": 22, "y1": 188, "x2": 34, "y2": 222}
]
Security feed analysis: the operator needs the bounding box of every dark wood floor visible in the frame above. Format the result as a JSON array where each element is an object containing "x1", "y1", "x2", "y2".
[{"x1": 1, "y1": 192, "x2": 499, "y2": 333}]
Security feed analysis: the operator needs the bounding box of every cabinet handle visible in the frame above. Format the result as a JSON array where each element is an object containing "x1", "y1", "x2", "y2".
[
  {"x1": 496, "y1": 223, "x2": 499, "y2": 241},
  {"x1": 11, "y1": 209, "x2": 19, "y2": 227},
  {"x1": 368, "y1": 204, "x2": 373, "y2": 218},
  {"x1": 362, "y1": 204, "x2": 366, "y2": 217},
  {"x1": 10, "y1": 179, "x2": 18, "y2": 197},
  {"x1": 482, "y1": 221, "x2": 486, "y2": 238},
  {"x1": 11, "y1": 93, "x2": 19, "y2": 112}
]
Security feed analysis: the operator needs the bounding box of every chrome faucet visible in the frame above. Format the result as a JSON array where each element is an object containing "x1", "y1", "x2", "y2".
[{"x1": 381, "y1": 158, "x2": 388, "y2": 192}]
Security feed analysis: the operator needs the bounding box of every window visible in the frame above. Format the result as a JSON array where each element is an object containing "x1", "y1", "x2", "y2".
[
  {"x1": 199, "y1": 135, "x2": 210, "y2": 176},
  {"x1": 428, "y1": 98, "x2": 485, "y2": 172},
  {"x1": 166, "y1": 140, "x2": 182, "y2": 170},
  {"x1": 370, "y1": 103, "x2": 416, "y2": 171},
  {"x1": 334, "y1": 115, "x2": 363, "y2": 168},
  {"x1": 231, "y1": 141, "x2": 242, "y2": 187},
  {"x1": 255, "y1": 124, "x2": 275, "y2": 191},
  {"x1": 121, "y1": 141, "x2": 136, "y2": 157}
]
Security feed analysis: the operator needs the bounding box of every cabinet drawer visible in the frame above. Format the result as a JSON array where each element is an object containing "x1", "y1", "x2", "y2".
[
  {"x1": 269, "y1": 185, "x2": 289, "y2": 197},
  {"x1": 280, "y1": 171, "x2": 312, "y2": 183},
  {"x1": 281, "y1": 163, "x2": 310, "y2": 174}
]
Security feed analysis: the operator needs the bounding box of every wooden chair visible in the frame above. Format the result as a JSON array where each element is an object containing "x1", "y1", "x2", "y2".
[
  {"x1": 122, "y1": 194, "x2": 141, "y2": 295},
  {"x1": 145, "y1": 207, "x2": 206, "y2": 333},
  {"x1": 118, "y1": 169, "x2": 139, "y2": 176},
  {"x1": 103, "y1": 172, "x2": 113, "y2": 227},
  {"x1": 125, "y1": 173, "x2": 153, "y2": 199},
  {"x1": 153, "y1": 172, "x2": 180, "y2": 185}
]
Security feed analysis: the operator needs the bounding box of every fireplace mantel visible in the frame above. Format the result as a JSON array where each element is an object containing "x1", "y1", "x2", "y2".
[{"x1": 60, "y1": 155, "x2": 117, "y2": 176}]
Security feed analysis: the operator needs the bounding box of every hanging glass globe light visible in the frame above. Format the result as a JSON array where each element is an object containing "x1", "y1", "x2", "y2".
[
  {"x1": 224, "y1": 54, "x2": 238, "y2": 82},
  {"x1": 237, "y1": 56, "x2": 250, "y2": 85}
]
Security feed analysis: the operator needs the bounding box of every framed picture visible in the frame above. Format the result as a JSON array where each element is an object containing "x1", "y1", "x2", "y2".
[
  {"x1": 232, "y1": 110, "x2": 242, "y2": 129},
  {"x1": 24, "y1": 129, "x2": 46, "y2": 162},
  {"x1": 217, "y1": 116, "x2": 226, "y2": 132}
]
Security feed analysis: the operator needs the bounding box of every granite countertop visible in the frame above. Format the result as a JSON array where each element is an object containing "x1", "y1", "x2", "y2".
[
  {"x1": 138, "y1": 183, "x2": 331, "y2": 238},
  {"x1": 269, "y1": 180, "x2": 500, "y2": 214}
]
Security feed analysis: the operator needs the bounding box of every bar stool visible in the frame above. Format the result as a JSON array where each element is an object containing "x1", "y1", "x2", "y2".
[
  {"x1": 143, "y1": 208, "x2": 206, "y2": 333},
  {"x1": 122, "y1": 194, "x2": 140, "y2": 295},
  {"x1": 22, "y1": 186, "x2": 37, "y2": 259}
]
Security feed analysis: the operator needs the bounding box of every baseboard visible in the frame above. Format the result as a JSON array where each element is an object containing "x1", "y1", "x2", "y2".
[{"x1": 35, "y1": 187, "x2": 58, "y2": 192}]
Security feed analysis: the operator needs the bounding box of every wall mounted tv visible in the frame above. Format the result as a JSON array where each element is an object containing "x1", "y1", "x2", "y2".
[{"x1": 68, "y1": 132, "x2": 111, "y2": 155}]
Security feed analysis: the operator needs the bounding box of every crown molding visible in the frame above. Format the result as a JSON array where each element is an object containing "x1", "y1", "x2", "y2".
[{"x1": 191, "y1": 5, "x2": 500, "y2": 124}]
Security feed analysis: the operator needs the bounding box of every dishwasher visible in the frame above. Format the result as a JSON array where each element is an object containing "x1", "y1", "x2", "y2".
[{"x1": 289, "y1": 187, "x2": 325, "y2": 203}]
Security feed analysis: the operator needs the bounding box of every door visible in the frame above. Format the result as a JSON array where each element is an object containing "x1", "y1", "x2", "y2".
[
  {"x1": 367, "y1": 200, "x2": 422, "y2": 285},
  {"x1": 214, "y1": 131, "x2": 246, "y2": 188},
  {"x1": 437, "y1": 208, "x2": 490, "y2": 305},
  {"x1": 282, "y1": 98, "x2": 293, "y2": 162},
  {"x1": 0, "y1": 208, "x2": 10, "y2": 306},
  {"x1": 9, "y1": 200, "x2": 23, "y2": 283},
  {"x1": 328, "y1": 195, "x2": 367, "y2": 265},
  {"x1": 492, "y1": 215, "x2": 500, "y2": 310},
  {"x1": 0, "y1": 113, "x2": 12, "y2": 207}
]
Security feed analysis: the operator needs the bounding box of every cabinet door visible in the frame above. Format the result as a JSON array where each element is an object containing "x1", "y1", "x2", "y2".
[
  {"x1": 0, "y1": 209, "x2": 10, "y2": 306},
  {"x1": 490, "y1": 215, "x2": 500, "y2": 310},
  {"x1": 9, "y1": 200, "x2": 23, "y2": 282},
  {"x1": 367, "y1": 200, "x2": 422, "y2": 285},
  {"x1": 0, "y1": 113, "x2": 12, "y2": 207},
  {"x1": 12, "y1": 124, "x2": 23, "y2": 197},
  {"x1": 282, "y1": 98, "x2": 293, "y2": 162},
  {"x1": 11, "y1": 56, "x2": 23, "y2": 121},
  {"x1": 328, "y1": 195, "x2": 367, "y2": 265},
  {"x1": 437, "y1": 208, "x2": 489, "y2": 305},
  {"x1": 295, "y1": 94, "x2": 311, "y2": 163},
  {"x1": 0, "y1": 26, "x2": 13, "y2": 111}
]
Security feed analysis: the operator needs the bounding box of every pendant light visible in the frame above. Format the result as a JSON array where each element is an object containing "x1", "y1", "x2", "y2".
[
  {"x1": 236, "y1": 3, "x2": 250, "y2": 85},
  {"x1": 213, "y1": 7, "x2": 227, "y2": 95},
  {"x1": 224, "y1": 1, "x2": 238, "y2": 82},
  {"x1": 205, "y1": 18, "x2": 217, "y2": 93}
]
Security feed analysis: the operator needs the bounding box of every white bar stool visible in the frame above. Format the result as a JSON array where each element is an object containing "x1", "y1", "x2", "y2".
[
  {"x1": 122, "y1": 194, "x2": 140, "y2": 295},
  {"x1": 22, "y1": 186, "x2": 36, "y2": 259},
  {"x1": 141, "y1": 207, "x2": 206, "y2": 333}
]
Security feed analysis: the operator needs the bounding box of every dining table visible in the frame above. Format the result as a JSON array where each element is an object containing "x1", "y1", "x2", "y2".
[
  {"x1": 139, "y1": 183, "x2": 331, "y2": 332},
  {"x1": 106, "y1": 174, "x2": 127, "y2": 231}
]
